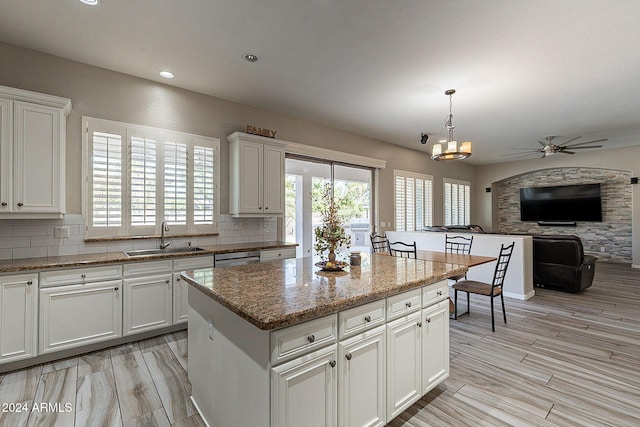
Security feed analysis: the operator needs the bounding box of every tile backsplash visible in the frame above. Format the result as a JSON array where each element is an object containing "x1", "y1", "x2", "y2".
[{"x1": 0, "y1": 214, "x2": 277, "y2": 260}]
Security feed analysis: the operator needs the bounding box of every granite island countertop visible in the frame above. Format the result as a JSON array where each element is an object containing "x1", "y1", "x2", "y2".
[
  {"x1": 0, "y1": 241, "x2": 296, "y2": 273},
  {"x1": 181, "y1": 253, "x2": 467, "y2": 330}
]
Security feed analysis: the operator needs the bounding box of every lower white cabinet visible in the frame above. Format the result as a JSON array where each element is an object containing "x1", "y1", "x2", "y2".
[
  {"x1": 338, "y1": 325, "x2": 386, "y2": 427},
  {"x1": 271, "y1": 344, "x2": 338, "y2": 427},
  {"x1": 386, "y1": 310, "x2": 423, "y2": 420},
  {"x1": 123, "y1": 274, "x2": 172, "y2": 336},
  {"x1": 421, "y1": 300, "x2": 450, "y2": 394},
  {"x1": 39, "y1": 280, "x2": 122, "y2": 353},
  {"x1": 0, "y1": 273, "x2": 38, "y2": 363}
]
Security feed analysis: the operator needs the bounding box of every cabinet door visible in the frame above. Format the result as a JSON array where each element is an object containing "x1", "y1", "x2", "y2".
[
  {"x1": 338, "y1": 325, "x2": 386, "y2": 427},
  {"x1": 271, "y1": 344, "x2": 337, "y2": 427},
  {"x1": 0, "y1": 98, "x2": 11, "y2": 212},
  {"x1": 263, "y1": 144, "x2": 285, "y2": 214},
  {"x1": 173, "y1": 272, "x2": 189, "y2": 324},
  {"x1": 421, "y1": 300, "x2": 449, "y2": 394},
  {"x1": 123, "y1": 274, "x2": 172, "y2": 336},
  {"x1": 39, "y1": 280, "x2": 122, "y2": 353},
  {"x1": 386, "y1": 311, "x2": 422, "y2": 421},
  {"x1": 13, "y1": 101, "x2": 63, "y2": 213},
  {"x1": 0, "y1": 273, "x2": 37, "y2": 363},
  {"x1": 238, "y1": 140, "x2": 264, "y2": 213}
]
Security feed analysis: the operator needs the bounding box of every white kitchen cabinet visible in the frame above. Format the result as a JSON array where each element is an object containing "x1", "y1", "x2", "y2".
[
  {"x1": 421, "y1": 299, "x2": 450, "y2": 394},
  {"x1": 39, "y1": 280, "x2": 122, "y2": 353},
  {"x1": 338, "y1": 325, "x2": 386, "y2": 427},
  {"x1": 123, "y1": 261, "x2": 172, "y2": 336},
  {"x1": 0, "y1": 273, "x2": 38, "y2": 363},
  {"x1": 228, "y1": 132, "x2": 286, "y2": 217},
  {"x1": 386, "y1": 310, "x2": 422, "y2": 421},
  {"x1": 260, "y1": 247, "x2": 296, "y2": 262},
  {"x1": 271, "y1": 344, "x2": 338, "y2": 427},
  {"x1": 172, "y1": 256, "x2": 214, "y2": 324},
  {"x1": 0, "y1": 85, "x2": 71, "y2": 218}
]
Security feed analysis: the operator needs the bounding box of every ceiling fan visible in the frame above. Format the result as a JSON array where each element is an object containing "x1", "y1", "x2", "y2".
[{"x1": 505, "y1": 136, "x2": 607, "y2": 159}]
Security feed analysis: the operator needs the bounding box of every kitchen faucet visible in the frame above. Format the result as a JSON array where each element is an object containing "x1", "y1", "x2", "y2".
[{"x1": 160, "y1": 220, "x2": 171, "y2": 249}]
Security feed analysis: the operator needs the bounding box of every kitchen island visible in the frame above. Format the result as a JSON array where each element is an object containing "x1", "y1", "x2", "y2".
[{"x1": 181, "y1": 253, "x2": 466, "y2": 427}]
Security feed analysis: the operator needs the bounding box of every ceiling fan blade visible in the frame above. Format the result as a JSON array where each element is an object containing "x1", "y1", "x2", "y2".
[
  {"x1": 560, "y1": 151, "x2": 576, "y2": 154},
  {"x1": 560, "y1": 136, "x2": 581, "y2": 146},
  {"x1": 564, "y1": 145, "x2": 603, "y2": 149},
  {"x1": 563, "y1": 138, "x2": 607, "y2": 148},
  {"x1": 508, "y1": 148, "x2": 542, "y2": 152},
  {"x1": 537, "y1": 140, "x2": 547, "y2": 147}
]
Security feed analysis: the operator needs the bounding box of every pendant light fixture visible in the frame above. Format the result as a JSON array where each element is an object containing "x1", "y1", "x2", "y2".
[{"x1": 431, "y1": 89, "x2": 472, "y2": 161}]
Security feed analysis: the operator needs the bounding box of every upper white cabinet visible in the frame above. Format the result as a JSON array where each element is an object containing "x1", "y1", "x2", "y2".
[
  {"x1": 228, "y1": 132, "x2": 286, "y2": 217},
  {"x1": 0, "y1": 85, "x2": 71, "y2": 218}
]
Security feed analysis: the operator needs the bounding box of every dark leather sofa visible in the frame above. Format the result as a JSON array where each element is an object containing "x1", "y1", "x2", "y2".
[{"x1": 532, "y1": 235, "x2": 597, "y2": 292}]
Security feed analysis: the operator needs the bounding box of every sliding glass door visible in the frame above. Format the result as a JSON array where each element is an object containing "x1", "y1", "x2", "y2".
[{"x1": 285, "y1": 157, "x2": 373, "y2": 258}]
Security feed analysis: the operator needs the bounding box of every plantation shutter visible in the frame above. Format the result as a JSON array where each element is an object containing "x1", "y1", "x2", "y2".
[
  {"x1": 91, "y1": 130, "x2": 123, "y2": 230},
  {"x1": 444, "y1": 179, "x2": 471, "y2": 226},
  {"x1": 394, "y1": 171, "x2": 433, "y2": 231},
  {"x1": 129, "y1": 135, "x2": 157, "y2": 226},
  {"x1": 193, "y1": 145, "x2": 215, "y2": 224},
  {"x1": 164, "y1": 140, "x2": 188, "y2": 225}
]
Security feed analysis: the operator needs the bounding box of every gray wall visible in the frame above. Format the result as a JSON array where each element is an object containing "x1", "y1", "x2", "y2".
[
  {"x1": 495, "y1": 168, "x2": 632, "y2": 262},
  {"x1": 0, "y1": 42, "x2": 476, "y2": 232}
]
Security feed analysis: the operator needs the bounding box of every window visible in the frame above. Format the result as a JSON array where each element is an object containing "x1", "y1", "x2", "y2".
[
  {"x1": 444, "y1": 178, "x2": 471, "y2": 226},
  {"x1": 83, "y1": 117, "x2": 219, "y2": 238},
  {"x1": 394, "y1": 170, "x2": 433, "y2": 231}
]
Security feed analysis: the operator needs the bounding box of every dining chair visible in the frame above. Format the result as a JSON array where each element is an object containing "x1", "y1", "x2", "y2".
[
  {"x1": 387, "y1": 240, "x2": 417, "y2": 259},
  {"x1": 452, "y1": 242, "x2": 515, "y2": 332},
  {"x1": 370, "y1": 232, "x2": 390, "y2": 254},
  {"x1": 445, "y1": 234, "x2": 473, "y2": 281}
]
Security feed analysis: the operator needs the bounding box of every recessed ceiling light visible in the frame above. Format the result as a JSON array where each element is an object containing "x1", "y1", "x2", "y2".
[
  {"x1": 159, "y1": 70, "x2": 174, "y2": 79},
  {"x1": 79, "y1": 0, "x2": 99, "y2": 5},
  {"x1": 243, "y1": 53, "x2": 259, "y2": 63}
]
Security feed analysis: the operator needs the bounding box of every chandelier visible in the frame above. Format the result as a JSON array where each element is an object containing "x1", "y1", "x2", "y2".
[{"x1": 431, "y1": 89, "x2": 472, "y2": 161}]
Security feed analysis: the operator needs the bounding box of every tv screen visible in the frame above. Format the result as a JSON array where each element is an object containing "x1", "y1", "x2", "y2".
[{"x1": 520, "y1": 183, "x2": 602, "y2": 222}]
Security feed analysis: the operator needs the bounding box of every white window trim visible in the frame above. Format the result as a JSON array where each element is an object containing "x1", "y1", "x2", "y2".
[
  {"x1": 82, "y1": 116, "x2": 220, "y2": 239},
  {"x1": 394, "y1": 170, "x2": 433, "y2": 232},
  {"x1": 443, "y1": 177, "x2": 471, "y2": 226}
]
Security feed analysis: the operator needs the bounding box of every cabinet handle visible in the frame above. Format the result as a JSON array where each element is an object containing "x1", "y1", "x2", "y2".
[
  {"x1": 437, "y1": 290, "x2": 443, "y2": 296},
  {"x1": 307, "y1": 334, "x2": 315, "y2": 343},
  {"x1": 1, "y1": 202, "x2": 6, "y2": 206},
  {"x1": 405, "y1": 301, "x2": 412, "y2": 308},
  {"x1": 426, "y1": 318, "x2": 431, "y2": 323},
  {"x1": 27, "y1": 281, "x2": 33, "y2": 286},
  {"x1": 364, "y1": 315, "x2": 371, "y2": 323},
  {"x1": 166, "y1": 279, "x2": 170, "y2": 284},
  {"x1": 329, "y1": 360, "x2": 336, "y2": 368},
  {"x1": 345, "y1": 353, "x2": 352, "y2": 361},
  {"x1": 258, "y1": 206, "x2": 262, "y2": 210},
  {"x1": 177, "y1": 277, "x2": 181, "y2": 282},
  {"x1": 114, "y1": 287, "x2": 119, "y2": 291},
  {"x1": 81, "y1": 274, "x2": 86, "y2": 279},
  {"x1": 17, "y1": 202, "x2": 23, "y2": 207},
  {"x1": 417, "y1": 321, "x2": 423, "y2": 327}
]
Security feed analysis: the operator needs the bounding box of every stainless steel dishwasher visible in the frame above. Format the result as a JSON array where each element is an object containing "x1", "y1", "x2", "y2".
[{"x1": 214, "y1": 251, "x2": 261, "y2": 267}]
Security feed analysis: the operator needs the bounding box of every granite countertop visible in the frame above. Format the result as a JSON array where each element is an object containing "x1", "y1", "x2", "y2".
[
  {"x1": 181, "y1": 253, "x2": 467, "y2": 330},
  {"x1": 0, "y1": 241, "x2": 296, "y2": 273}
]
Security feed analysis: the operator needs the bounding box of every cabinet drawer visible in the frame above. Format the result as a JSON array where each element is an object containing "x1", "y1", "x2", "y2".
[
  {"x1": 260, "y1": 247, "x2": 296, "y2": 262},
  {"x1": 173, "y1": 255, "x2": 213, "y2": 271},
  {"x1": 271, "y1": 314, "x2": 337, "y2": 365},
  {"x1": 123, "y1": 260, "x2": 172, "y2": 277},
  {"x1": 386, "y1": 288, "x2": 422, "y2": 321},
  {"x1": 338, "y1": 299, "x2": 385, "y2": 340},
  {"x1": 422, "y1": 280, "x2": 449, "y2": 307},
  {"x1": 40, "y1": 265, "x2": 122, "y2": 287}
]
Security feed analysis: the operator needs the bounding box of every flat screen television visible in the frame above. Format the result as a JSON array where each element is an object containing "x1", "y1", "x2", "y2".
[{"x1": 519, "y1": 183, "x2": 602, "y2": 222}]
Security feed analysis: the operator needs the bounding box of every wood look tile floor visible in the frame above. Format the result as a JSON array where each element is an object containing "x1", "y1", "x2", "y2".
[{"x1": 1, "y1": 262, "x2": 639, "y2": 426}]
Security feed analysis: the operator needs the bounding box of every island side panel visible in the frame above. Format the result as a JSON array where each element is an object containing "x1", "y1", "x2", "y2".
[{"x1": 189, "y1": 285, "x2": 271, "y2": 427}]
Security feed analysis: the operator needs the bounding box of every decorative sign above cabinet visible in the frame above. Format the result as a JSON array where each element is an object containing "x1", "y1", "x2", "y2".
[{"x1": 245, "y1": 125, "x2": 278, "y2": 138}]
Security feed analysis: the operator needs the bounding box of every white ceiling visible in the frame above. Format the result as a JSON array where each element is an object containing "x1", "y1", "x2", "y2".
[{"x1": 1, "y1": 0, "x2": 640, "y2": 165}]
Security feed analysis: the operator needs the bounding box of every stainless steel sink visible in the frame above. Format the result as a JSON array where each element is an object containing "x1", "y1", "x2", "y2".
[{"x1": 125, "y1": 247, "x2": 206, "y2": 257}]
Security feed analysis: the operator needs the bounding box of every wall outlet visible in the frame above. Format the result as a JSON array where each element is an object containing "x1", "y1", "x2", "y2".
[
  {"x1": 600, "y1": 247, "x2": 605, "y2": 253},
  {"x1": 54, "y1": 226, "x2": 70, "y2": 238},
  {"x1": 207, "y1": 319, "x2": 215, "y2": 340}
]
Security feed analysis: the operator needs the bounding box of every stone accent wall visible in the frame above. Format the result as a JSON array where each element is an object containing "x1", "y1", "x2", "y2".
[{"x1": 496, "y1": 168, "x2": 632, "y2": 263}]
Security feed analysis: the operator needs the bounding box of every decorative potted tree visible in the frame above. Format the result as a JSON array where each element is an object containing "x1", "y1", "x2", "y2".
[{"x1": 314, "y1": 183, "x2": 351, "y2": 269}]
